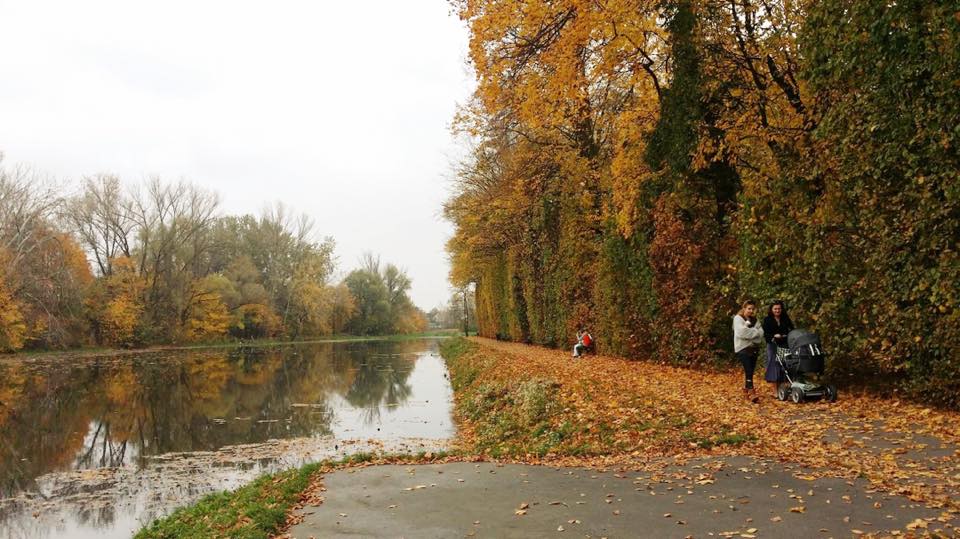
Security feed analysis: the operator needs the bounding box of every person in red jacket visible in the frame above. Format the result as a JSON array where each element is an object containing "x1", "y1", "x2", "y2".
[{"x1": 573, "y1": 329, "x2": 593, "y2": 358}]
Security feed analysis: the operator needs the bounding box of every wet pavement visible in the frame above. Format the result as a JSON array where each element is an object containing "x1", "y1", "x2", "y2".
[{"x1": 289, "y1": 458, "x2": 951, "y2": 538}]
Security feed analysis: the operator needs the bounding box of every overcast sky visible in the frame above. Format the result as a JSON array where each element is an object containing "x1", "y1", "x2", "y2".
[{"x1": 0, "y1": 0, "x2": 473, "y2": 309}]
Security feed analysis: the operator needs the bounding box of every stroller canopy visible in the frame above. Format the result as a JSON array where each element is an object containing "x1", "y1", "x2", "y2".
[{"x1": 788, "y1": 329, "x2": 821, "y2": 350}]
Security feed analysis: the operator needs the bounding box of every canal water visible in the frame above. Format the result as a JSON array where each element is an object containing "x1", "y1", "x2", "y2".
[{"x1": 0, "y1": 338, "x2": 454, "y2": 538}]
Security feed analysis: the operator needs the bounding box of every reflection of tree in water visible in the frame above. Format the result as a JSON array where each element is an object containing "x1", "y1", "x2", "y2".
[
  {"x1": 341, "y1": 342, "x2": 417, "y2": 425},
  {"x1": 74, "y1": 421, "x2": 132, "y2": 470},
  {"x1": 73, "y1": 499, "x2": 117, "y2": 531},
  {"x1": 0, "y1": 360, "x2": 96, "y2": 497},
  {"x1": 0, "y1": 339, "x2": 435, "y2": 513},
  {"x1": 0, "y1": 344, "x2": 352, "y2": 498}
]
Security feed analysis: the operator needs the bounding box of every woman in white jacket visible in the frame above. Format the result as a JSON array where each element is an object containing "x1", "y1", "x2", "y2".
[{"x1": 733, "y1": 299, "x2": 765, "y2": 401}]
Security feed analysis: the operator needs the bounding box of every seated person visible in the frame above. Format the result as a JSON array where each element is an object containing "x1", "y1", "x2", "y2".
[{"x1": 572, "y1": 329, "x2": 593, "y2": 358}]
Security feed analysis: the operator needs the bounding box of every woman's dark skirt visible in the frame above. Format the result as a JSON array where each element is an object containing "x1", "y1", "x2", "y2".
[{"x1": 764, "y1": 342, "x2": 783, "y2": 383}]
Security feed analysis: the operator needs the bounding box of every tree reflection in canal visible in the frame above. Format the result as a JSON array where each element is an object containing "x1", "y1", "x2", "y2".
[{"x1": 0, "y1": 339, "x2": 432, "y2": 500}]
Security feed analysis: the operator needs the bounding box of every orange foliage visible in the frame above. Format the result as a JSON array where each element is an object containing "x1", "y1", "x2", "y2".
[{"x1": 648, "y1": 194, "x2": 723, "y2": 364}]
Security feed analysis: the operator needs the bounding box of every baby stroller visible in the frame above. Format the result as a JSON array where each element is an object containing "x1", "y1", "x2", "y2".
[{"x1": 774, "y1": 329, "x2": 838, "y2": 403}]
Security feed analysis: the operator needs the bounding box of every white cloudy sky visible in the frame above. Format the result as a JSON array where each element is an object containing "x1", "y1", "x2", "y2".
[{"x1": 0, "y1": 0, "x2": 473, "y2": 309}]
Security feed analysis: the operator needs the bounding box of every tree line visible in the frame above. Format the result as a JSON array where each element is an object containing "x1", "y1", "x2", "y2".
[
  {"x1": 0, "y1": 167, "x2": 426, "y2": 351},
  {"x1": 445, "y1": 1, "x2": 959, "y2": 406}
]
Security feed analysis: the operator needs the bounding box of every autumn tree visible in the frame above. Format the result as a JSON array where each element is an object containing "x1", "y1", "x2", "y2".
[
  {"x1": 89, "y1": 257, "x2": 146, "y2": 347},
  {"x1": 0, "y1": 164, "x2": 360, "y2": 350},
  {"x1": 328, "y1": 283, "x2": 357, "y2": 334},
  {"x1": 63, "y1": 174, "x2": 135, "y2": 277},
  {"x1": 128, "y1": 178, "x2": 220, "y2": 342},
  {"x1": 0, "y1": 161, "x2": 93, "y2": 348},
  {"x1": 181, "y1": 275, "x2": 231, "y2": 342},
  {"x1": 0, "y1": 257, "x2": 26, "y2": 352}
]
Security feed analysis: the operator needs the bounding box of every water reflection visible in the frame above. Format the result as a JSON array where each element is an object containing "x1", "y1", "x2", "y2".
[{"x1": 0, "y1": 339, "x2": 453, "y2": 539}]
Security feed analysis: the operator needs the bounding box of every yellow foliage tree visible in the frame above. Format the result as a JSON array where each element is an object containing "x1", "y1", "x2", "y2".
[
  {"x1": 0, "y1": 277, "x2": 27, "y2": 352},
  {"x1": 90, "y1": 257, "x2": 146, "y2": 347},
  {"x1": 182, "y1": 276, "x2": 231, "y2": 343}
]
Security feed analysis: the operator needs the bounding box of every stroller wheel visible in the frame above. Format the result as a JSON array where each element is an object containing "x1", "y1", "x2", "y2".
[
  {"x1": 790, "y1": 387, "x2": 805, "y2": 404},
  {"x1": 825, "y1": 384, "x2": 838, "y2": 403},
  {"x1": 776, "y1": 383, "x2": 790, "y2": 401}
]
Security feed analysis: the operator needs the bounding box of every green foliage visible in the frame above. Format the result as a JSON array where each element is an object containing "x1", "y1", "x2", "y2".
[
  {"x1": 645, "y1": 0, "x2": 701, "y2": 176},
  {"x1": 0, "y1": 172, "x2": 366, "y2": 350},
  {"x1": 794, "y1": 0, "x2": 959, "y2": 406},
  {"x1": 344, "y1": 269, "x2": 394, "y2": 335},
  {"x1": 343, "y1": 257, "x2": 425, "y2": 335}
]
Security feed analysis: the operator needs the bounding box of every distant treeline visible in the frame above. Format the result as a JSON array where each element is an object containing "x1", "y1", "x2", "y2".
[
  {"x1": 445, "y1": 1, "x2": 959, "y2": 406},
  {"x1": 0, "y1": 171, "x2": 427, "y2": 350}
]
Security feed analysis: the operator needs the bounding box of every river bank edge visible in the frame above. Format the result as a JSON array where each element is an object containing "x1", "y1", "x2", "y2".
[{"x1": 0, "y1": 330, "x2": 465, "y2": 363}]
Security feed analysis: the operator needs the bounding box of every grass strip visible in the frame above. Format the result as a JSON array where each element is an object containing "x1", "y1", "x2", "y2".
[{"x1": 135, "y1": 452, "x2": 450, "y2": 539}]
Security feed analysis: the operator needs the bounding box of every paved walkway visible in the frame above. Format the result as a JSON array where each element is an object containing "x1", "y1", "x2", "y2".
[{"x1": 288, "y1": 458, "x2": 947, "y2": 538}]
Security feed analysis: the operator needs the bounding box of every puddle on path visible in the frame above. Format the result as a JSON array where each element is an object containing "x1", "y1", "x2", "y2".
[{"x1": 0, "y1": 339, "x2": 454, "y2": 539}]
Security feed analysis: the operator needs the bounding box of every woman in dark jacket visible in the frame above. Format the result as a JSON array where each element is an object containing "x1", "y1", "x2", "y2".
[{"x1": 763, "y1": 300, "x2": 794, "y2": 396}]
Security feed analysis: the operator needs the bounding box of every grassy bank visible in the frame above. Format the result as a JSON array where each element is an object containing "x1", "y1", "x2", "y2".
[
  {"x1": 136, "y1": 462, "x2": 324, "y2": 539},
  {"x1": 135, "y1": 452, "x2": 456, "y2": 539},
  {"x1": 440, "y1": 337, "x2": 739, "y2": 460}
]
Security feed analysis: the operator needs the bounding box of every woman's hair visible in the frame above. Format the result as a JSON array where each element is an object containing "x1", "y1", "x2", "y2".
[
  {"x1": 767, "y1": 300, "x2": 793, "y2": 324},
  {"x1": 737, "y1": 299, "x2": 756, "y2": 318},
  {"x1": 767, "y1": 300, "x2": 787, "y2": 317}
]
